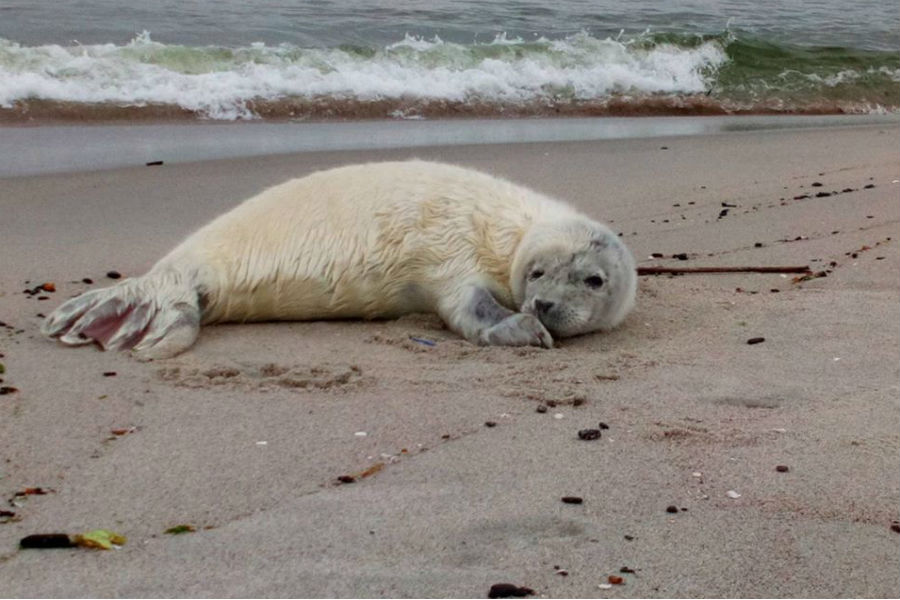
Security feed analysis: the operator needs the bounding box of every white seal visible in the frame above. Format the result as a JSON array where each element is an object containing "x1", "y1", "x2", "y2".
[{"x1": 42, "y1": 161, "x2": 636, "y2": 359}]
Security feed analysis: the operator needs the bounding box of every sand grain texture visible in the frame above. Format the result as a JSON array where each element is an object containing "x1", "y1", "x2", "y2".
[{"x1": 1, "y1": 123, "x2": 898, "y2": 597}]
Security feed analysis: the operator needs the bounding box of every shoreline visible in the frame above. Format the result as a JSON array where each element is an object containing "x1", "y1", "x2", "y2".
[{"x1": 2, "y1": 113, "x2": 898, "y2": 178}]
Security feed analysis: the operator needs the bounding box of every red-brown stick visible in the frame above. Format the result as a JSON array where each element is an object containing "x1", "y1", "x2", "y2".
[{"x1": 637, "y1": 265, "x2": 811, "y2": 275}]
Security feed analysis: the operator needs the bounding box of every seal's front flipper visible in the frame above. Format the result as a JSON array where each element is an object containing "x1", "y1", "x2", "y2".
[
  {"x1": 438, "y1": 284, "x2": 554, "y2": 349},
  {"x1": 41, "y1": 272, "x2": 201, "y2": 360},
  {"x1": 480, "y1": 312, "x2": 553, "y2": 348}
]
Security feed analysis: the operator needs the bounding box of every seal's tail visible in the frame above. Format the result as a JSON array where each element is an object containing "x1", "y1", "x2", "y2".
[{"x1": 41, "y1": 271, "x2": 201, "y2": 360}]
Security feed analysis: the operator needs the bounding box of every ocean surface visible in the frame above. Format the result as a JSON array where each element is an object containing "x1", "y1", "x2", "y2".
[{"x1": 0, "y1": 0, "x2": 898, "y2": 122}]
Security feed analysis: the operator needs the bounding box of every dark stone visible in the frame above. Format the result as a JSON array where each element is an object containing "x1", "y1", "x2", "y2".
[
  {"x1": 488, "y1": 583, "x2": 534, "y2": 598},
  {"x1": 775, "y1": 465, "x2": 790, "y2": 472},
  {"x1": 484, "y1": 421, "x2": 497, "y2": 428},
  {"x1": 578, "y1": 428, "x2": 601, "y2": 440},
  {"x1": 666, "y1": 505, "x2": 678, "y2": 514},
  {"x1": 561, "y1": 496, "x2": 583, "y2": 504},
  {"x1": 747, "y1": 337, "x2": 766, "y2": 345},
  {"x1": 106, "y1": 270, "x2": 122, "y2": 280}
]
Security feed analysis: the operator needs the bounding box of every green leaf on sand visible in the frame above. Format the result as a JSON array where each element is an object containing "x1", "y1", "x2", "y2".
[{"x1": 73, "y1": 529, "x2": 126, "y2": 550}]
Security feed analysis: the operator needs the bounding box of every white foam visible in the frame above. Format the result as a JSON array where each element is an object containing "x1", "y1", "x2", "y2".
[{"x1": 0, "y1": 31, "x2": 728, "y2": 119}]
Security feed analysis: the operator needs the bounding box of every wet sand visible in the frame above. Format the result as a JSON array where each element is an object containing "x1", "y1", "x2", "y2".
[{"x1": 0, "y1": 122, "x2": 898, "y2": 597}]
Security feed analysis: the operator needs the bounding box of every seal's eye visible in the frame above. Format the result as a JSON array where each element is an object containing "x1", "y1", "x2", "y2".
[
  {"x1": 584, "y1": 275, "x2": 604, "y2": 289},
  {"x1": 529, "y1": 269, "x2": 544, "y2": 281}
]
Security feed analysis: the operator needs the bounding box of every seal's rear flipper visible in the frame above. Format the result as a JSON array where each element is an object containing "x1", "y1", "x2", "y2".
[{"x1": 41, "y1": 273, "x2": 200, "y2": 360}]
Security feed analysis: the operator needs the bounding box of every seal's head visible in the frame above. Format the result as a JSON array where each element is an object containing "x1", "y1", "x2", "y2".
[{"x1": 511, "y1": 218, "x2": 636, "y2": 338}]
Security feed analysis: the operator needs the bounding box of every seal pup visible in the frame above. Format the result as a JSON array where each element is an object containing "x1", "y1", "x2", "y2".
[{"x1": 42, "y1": 161, "x2": 636, "y2": 359}]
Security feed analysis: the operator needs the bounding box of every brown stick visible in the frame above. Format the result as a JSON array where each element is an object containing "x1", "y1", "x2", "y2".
[{"x1": 637, "y1": 265, "x2": 811, "y2": 275}]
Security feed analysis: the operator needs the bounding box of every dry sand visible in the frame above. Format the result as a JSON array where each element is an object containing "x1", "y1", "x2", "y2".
[{"x1": 0, "y1": 122, "x2": 898, "y2": 598}]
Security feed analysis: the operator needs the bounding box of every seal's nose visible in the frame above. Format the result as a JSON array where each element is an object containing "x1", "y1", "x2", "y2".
[{"x1": 534, "y1": 299, "x2": 555, "y2": 315}]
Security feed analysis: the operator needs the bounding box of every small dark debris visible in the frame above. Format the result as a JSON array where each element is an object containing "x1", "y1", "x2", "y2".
[
  {"x1": 106, "y1": 271, "x2": 122, "y2": 280},
  {"x1": 680, "y1": 507, "x2": 689, "y2": 511},
  {"x1": 811, "y1": 182, "x2": 823, "y2": 187},
  {"x1": 775, "y1": 465, "x2": 790, "y2": 472},
  {"x1": 660, "y1": 146, "x2": 668, "y2": 150},
  {"x1": 598, "y1": 422, "x2": 609, "y2": 430},
  {"x1": 336, "y1": 475, "x2": 356, "y2": 484},
  {"x1": 666, "y1": 505, "x2": 679, "y2": 514},
  {"x1": 620, "y1": 567, "x2": 637, "y2": 574},
  {"x1": 721, "y1": 202, "x2": 737, "y2": 208},
  {"x1": 572, "y1": 397, "x2": 585, "y2": 407},
  {"x1": 815, "y1": 192, "x2": 831, "y2": 198},
  {"x1": 688, "y1": 200, "x2": 696, "y2": 204},
  {"x1": 651, "y1": 252, "x2": 664, "y2": 258},
  {"x1": 891, "y1": 524, "x2": 900, "y2": 534},
  {"x1": 409, "y1": 336, "x2": 436, "y2": 347},
  {"x1": 441, "y1": 433, "x2": 451, "y2": 439},
  {"x1": 624, "y1": 535, "x2": 634, "y2": 541},
  {"x1": 754, "y1": 242, "x2": 764, "y2": 248},
  {"x1": 717, "y1": 209, "x2": 729, "y2": 219},
  {"x1": 673, "y1": 253, "x2": 689, "y2": 261},
  {"x1": 578, "y1": 428, "x2": 601, "y2": 441},
  {"x1": 770, "y1": 289, "x2": 780, "y2": 293},
  {"x1": 36, "y1": 313, "x2": 45, "y2": 318},
  {"x1": 876, "y1": 256, "x2": 885, "y2": 260},
  {"x1": 484, "y1": 421, "x2": 497, "y2": 428},
  {"x1": 793, "y1": 194, "x2": 810, "y2": 200},
  {"x1": 20, "y1": 534, "x2": 74, "y2": 549},
  {"x1": 82, "y1": 278, "x2": 94, "y2": 284},
  {"x1": 864, "y1": 184, "x2": 875, "y2": 189},
  {"x1": 747, "y1": 337, "x2": 766, "y2": 345},
  {"x1": 0, "y1": 386, "x2": 19, "y2": 395},
  {"x1": 608, "y1": 575, "x2": 624, "y2": 585},
  {"x1": 102, "y1": 371, "x2": 117, "y2": 377},
  {"x1": 546, "y1": 400, "x2": 558, "y2": 408},
  {"x1": 561, "y1": 496, "x2": 583, "y2": 504},
  {"x1": 488, "y1": 583, "x2": 534, "y2": 599},
  {"x1": 841, "y1": 188, "x2": 855, "y2": 193},
  {"x1": 37, "y1": 296, "x2": 49, "y2": 300},
  {"x1": 145, "y1": 160, "x2": 164, "y2": 166},
  {"x1": 535, "y1": 405, "x2": 548, "y2": 414}
]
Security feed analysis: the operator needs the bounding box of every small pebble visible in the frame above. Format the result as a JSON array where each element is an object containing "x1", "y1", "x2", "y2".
[
  {"x1": 535, "y1": 405, "x2": 548, "y2": 414},
  {"x1": 598, "y1": 422, "x2": 609, "y2": 430},
  {"x1": 82, "y1": 277, "x2": 94, "y2": 284},
  {"x1": 890, "y1": 524, "x2": 900, "y2": 534},
  {"x1": 106, "y1": 271, "x2": 122, "y2": 280},
  {"x1": 754, "y1": 242, "x2": 764, "y2": 248},
  {"x1": 336, "y1": 475, "x2": 355, "y2": 484},
  {"x1": 726, "y1": 490, "x2": 742, "y2": 499},
  {"x1": 484, "y1": 421, "x2": 497, "y2": 428},
  {"x1": 775, "y1": 465, "x2": 790, "y2": 472},
  {"x1": 608, "y1": 575, "x2": 624, "y2": 585},
  {"x1": 864, "y1": 184, "x2": 875, "y2": 189},
  {"x1": 354, "y1": 431, "x2": 367, "y2": 437},
  {"x1": 623, "y1": 535, "x2": 634, "y2": 541},
  {"x1": 811, "y1": 182, "x2": 823, "y2": 187},
  {"x1": 747, "y1": 337, "x2": 766, "y2": 345},
  {"x1": 578, "y1": 428, "x2": 602, "y2": 441},
  {"x1": 673, "y1": 253, "x2": 689, "y2": 261},
  {"x1": 620, "y1": 567, "x2": 636, "y2": 574},
  {"x1": 553, "y1": 413, "x2": 564, "y2": 420},
  {"x1": 561, "y1": 496, "x2": 583, "y2": 505},
  {"x1": 666, "y1": 505, "x2": 678, "y2": 513},
  {"x1": 598, "y1": 583, "x2": 613, "y2": 590},
  {"x1": 102, "y1": 371, "x2": 117, "y2": 377}
]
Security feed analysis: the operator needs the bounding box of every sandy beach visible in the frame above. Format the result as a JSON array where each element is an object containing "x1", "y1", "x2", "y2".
[{"x1": 0, "y1": 121, "x2": 898, "y2": 597}]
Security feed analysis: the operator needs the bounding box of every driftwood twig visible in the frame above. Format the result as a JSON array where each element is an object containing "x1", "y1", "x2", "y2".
[{"x1": 637, "y1": 265, "x2": 811, "y2": 276}]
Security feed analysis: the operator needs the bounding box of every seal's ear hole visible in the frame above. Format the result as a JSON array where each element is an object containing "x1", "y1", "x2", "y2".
[
  {"x1": 584, "y1": 275, "x2": 604, "y2": 289},
  {"x1": 529, "y1": 269, "x2": 545, "y2": 281}
]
